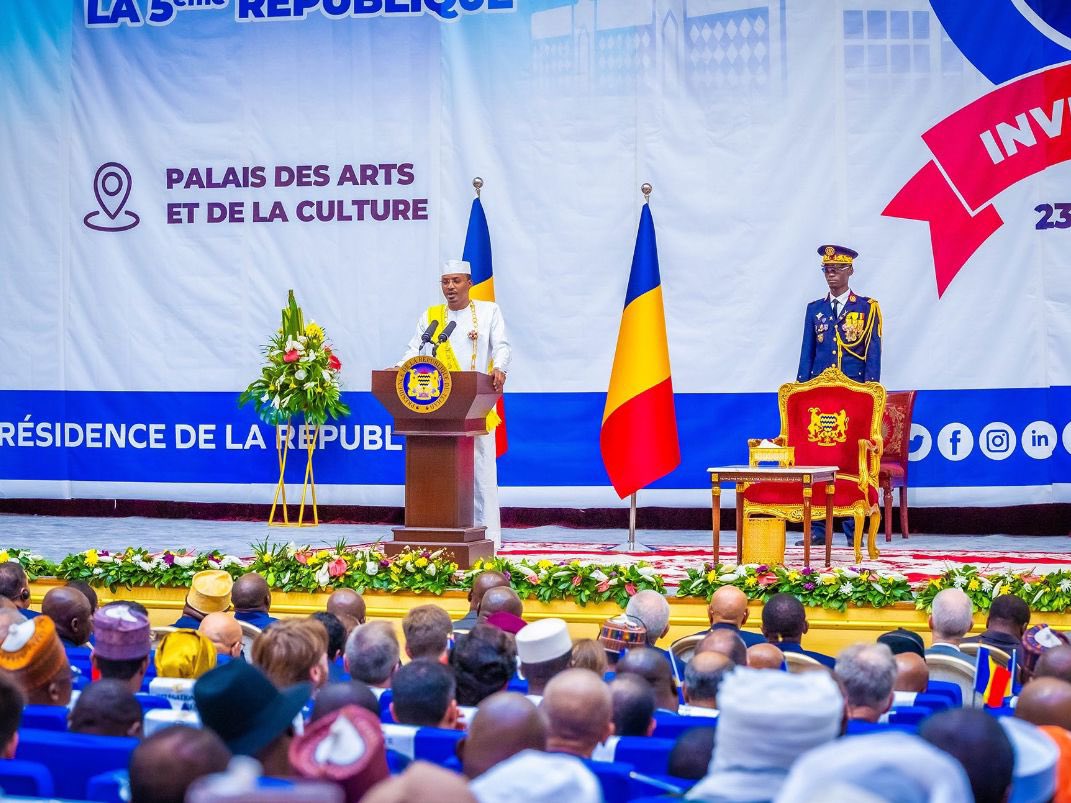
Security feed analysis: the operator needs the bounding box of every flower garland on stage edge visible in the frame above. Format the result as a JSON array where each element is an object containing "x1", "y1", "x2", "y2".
[{"x1": 11, "y1": 547, "x2": 1071, "y2": 613}]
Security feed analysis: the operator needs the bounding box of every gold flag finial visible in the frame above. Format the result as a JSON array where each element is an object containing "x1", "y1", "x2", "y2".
[
  {"x1": 473, "y1": 176, "x2": 483, "y2": 197},
  {"x1": 641, "y1": 183, "x2": 652, "y2": 203}
]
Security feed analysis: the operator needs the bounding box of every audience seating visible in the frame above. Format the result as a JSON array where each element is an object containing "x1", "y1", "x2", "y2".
[
  {"x1": 652, "y1": 712, "x2": 718, "y2": 740},
  {"x1": 581, "y1": 758, "x2": 633, "y2": 803},
  {"x1": 0, "y1": 759, "x2": 55, "y2": 797},
  {"x1": 879, "y1": 389, "x2": 916, "y2": 541},
  {"x1": 887, "y1": 705, "x2": 931, "y2": 726},
  {"x1": 135, "y1": 693, "x2": 172, "y2": 712},
  {"x1": 379, "y1": 690, "x2": 394, "y2": 722},
  {"x1": 148, "y1": 676, "x2": 197, "y2": 710},
  {"x1": 610, "y1": 736, "x2": 676, "y2": 776},
  {"x1": 668, "y1": 634, "x2": 704, "y2": 670},
  {"x1": 783, "y1": 652, "x2": 823, "y2": 673},
  {"x1": 925, "y1": 654, "x2": 976, "y2": 704},
  {"x1": 86, "y1": 769, "x2": 129, "y2": 803},
  {"x1": 381, "y1": 723, "x2": 464, "y2": 766},
  {"x1": 15, "y1": 728, "x2": 137, "y2": 799},
  {"x1": 144, "y1": 708, "x2": 200, "y2": 737},
  {"x1": 925, "y1": 680, "x2": 963, "y2": 708},
  {"x1": 21, "y1": 704, "x2": 69, "y2": 732}
]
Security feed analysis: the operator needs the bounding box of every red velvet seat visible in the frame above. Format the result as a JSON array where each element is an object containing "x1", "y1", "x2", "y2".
[
  {"x1": 743, "y1": 366, "x2": 886, "y2": 564},
  {"x1": 879, "y1": 390, "x2": 916, "y2": 542}
]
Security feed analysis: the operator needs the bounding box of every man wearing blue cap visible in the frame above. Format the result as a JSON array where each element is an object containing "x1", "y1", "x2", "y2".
[
  {"x1": 797, "y1": 245, "x2": 883, "y2": 546},
  {"x1": 797, "y1": 245, "x2": 882, "y2": 383}
]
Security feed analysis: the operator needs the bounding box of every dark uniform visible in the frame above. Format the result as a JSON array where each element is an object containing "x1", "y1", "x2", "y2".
[{"x1": 797, "y1": 292, "x2": 882, "y2": 382}]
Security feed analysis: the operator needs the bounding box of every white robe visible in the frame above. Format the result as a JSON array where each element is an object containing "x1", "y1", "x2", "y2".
[{"x1": 400, "y1": 299, "x2": 511, "y2": 547}]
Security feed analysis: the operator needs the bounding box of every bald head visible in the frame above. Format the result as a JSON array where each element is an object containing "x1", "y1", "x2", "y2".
[
  {"x1": 327, "y1": 589, "x2": 366, "y2": 626},
  {"x1": 747, "y1": 643, "x2": 785, "y2": 669},
  {"x1": 708, "y1": 586, "x2": 749, "y2": 628},
  {"x1": 684, "y1": 651, "x2": 733, "y2": 709},
  {"x1": 231, "y1": 572, "x2": 270, "y2": 613},
  {"x1": 199, "y1": 613, "x2": 243, "y2": 658},
  {"x1": 467, "y1": 571, "x2": 509, "y2": 613},
  {"x1": 477, "y1": 586, "x2": 523, "y2": 619},
  {"x1": 894, "y1": 652, "x2": 929, "y2": 694},
  {"x1": 1016, "y1": 678, "x2": 1071, "y2": 730},
  {"x1": 542, "y1": 668, "x2": 613, "y2": 758},
  {"x1": 1034, "y1": 645, "x2": 1071, "y2": 684},
  {"x1": 696, "y1": 629, "x2": 747, "y2": 667},
  {"x1": 42, "y1": 587, "x2": 93, "y2": 646},
  {"x1": 460, "y1": 692, "x2": 546, "y2": 779},
  {"x1": 615, "y1": 646, "x2": 678, "y2": 712}
]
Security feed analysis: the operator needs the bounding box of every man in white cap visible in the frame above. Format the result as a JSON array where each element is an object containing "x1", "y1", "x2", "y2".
[
  {"x1": 688, "y1": 667, "x2": 844, "y2": 802},
  {"x1": 515, "y1": 618, "x2": 572, "y2": 699},
  {"x1": 399, "y1": 259, "x2": 511, "y2": 548}
]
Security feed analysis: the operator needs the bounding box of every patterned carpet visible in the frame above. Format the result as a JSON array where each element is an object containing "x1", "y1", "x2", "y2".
[{"x1": 495, "y1": 542, "x2": 1071, "y2": 585}]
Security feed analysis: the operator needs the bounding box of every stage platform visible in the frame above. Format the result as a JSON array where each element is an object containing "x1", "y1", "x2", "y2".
[{"x1": 5, "y1": 514, "x2": 1071, "y2": 584}]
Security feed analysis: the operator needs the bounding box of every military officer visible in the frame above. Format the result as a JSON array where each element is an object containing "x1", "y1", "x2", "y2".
[
  {"x1": 796, "y1": 245, "x2": 882, "y2": 546},
  {"x1": 797, "y1": 245, "x2": 881, "y2": 383}
]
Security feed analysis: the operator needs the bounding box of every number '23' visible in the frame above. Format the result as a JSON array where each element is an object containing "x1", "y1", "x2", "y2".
[{"x1": 1035, "y1": 203, "x2": 1071, "y2": 230}]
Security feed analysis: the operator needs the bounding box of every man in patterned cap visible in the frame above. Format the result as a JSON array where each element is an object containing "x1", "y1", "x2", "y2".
[
  {"x1": 0, "y1": 613, "x2": 72, "y2": 705},
  {"x1": 171, "y1": 570, "x2": 233, "y2": 629},
  {"x1": 92, "y1": 603, "x2": 152, "y2": 693}
]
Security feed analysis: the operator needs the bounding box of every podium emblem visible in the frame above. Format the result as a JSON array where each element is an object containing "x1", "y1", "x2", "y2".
[{"x1": 397, "y1": 356, "x2": 452, "y2": 413}]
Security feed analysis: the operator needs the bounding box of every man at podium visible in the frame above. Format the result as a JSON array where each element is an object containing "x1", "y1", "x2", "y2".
[{"x1": 399, "y1": 259, "x2": 511, "y2": 547}]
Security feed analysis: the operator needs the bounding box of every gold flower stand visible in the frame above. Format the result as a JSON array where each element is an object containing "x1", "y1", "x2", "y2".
[{"x1": 268, "y1": 423, "x2": 319, "y2": 528}]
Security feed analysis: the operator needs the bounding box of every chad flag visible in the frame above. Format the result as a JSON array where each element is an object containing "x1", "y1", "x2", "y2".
[
  {"x1": 600, "y1": 203, "x2": 680, "y2": 498},
  {"x1": 974, "y1": 645, "x2": 1014, "y2": 707},
  {"x1": 463, "y1": 196, "x2": 508, "y2": 457}
]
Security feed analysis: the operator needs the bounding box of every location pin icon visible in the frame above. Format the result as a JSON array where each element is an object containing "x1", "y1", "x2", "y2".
[{"x1": 94, "y1": 162, "x2": 132, "y2": 220}]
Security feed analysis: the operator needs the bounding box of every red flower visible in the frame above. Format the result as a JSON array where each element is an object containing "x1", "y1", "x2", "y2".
[
  {"x1": 571, "y1": 575, "x2": 582, "y2": 587},
  {"x1": 596, "y1": 579, "x2": 611, "y2": 593},
  {"x1": 328, "y1": 354, "x2": 342, "y2": 371},
  {"x1": 294, "y1": 551, "x2": 310, "y2": 565},
  {"x1": 328, "y1": 557, "x2": 348, "y2": 578},
  {"x1": 283, "y1": 349, "x2": 300, "y2": 363},
  {"x1": 757, "y1": 573, "x2": 779, "y2": 587},
  {"x1": 625, "y1": 582, "x2": 638, "y2": 596}
]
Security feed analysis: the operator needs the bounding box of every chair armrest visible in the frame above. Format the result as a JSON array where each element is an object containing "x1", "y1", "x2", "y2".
[
  {"x1": 857, "y1": 436, "x2": 884, "y2": 490},
  {"x1": 747, "y1": 437, "x2": 786, "y2": 447}
]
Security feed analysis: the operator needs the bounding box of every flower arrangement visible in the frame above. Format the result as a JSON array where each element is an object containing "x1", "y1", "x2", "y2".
[
  {"x1": 677, "y1": 562, "x2": 914, "y2": 612},
  {"x1": 0, "y1": 548, "x2": 53, "y2": 581},
  {"x1": 913, "y1": 564, "x2": 1071, "y2": 613},
  {"x1": 462, "y1": 557, "x2": 666, "y2": 607},
  {"x1": 56, "y1": 547, "x2": 247, "y2": 592},
  {"x1": 238, "y1": 290, "x2": 350, "y2": 426}
]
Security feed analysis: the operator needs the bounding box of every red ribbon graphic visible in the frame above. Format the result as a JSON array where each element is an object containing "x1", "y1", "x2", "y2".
[{"x1": 884, "y1": 63, "x2": 1071, "y2": 296}]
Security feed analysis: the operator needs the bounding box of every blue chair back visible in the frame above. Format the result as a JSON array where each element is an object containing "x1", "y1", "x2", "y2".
[
  {"x1": 15, "y1": 728, "x2": 137, "y2": 799},
  {"x1": 613, "y1": 737, "x2": 676, "y2": 776},
  {"x1": 887, "y1": 706, "x2": 930, "y2": 726},
  {"x1": 911, "y1": 693, "x2": 952, "y2": 712},
  {"x1": 412, "y1": 727, "x2": 464, "y2": 766},
  {"x1": 926, "y1": 680, "x2": 963, "y2": 707},
  {"x1": 0, "y1": 759, "x2": 54, "y2": 797},
  {"x1": 379, "y1": 690, "x2": 394, "y2": 722},
  {"x1": 651, "y1": 713, "x2": 718, "y2": 740},
  {"x1": 506, "y1": 677, "x2": 529, "y2": 694},
  {"x1": 21, "y1": 705, "x2": 68, "y2": 732},
  {"x1": 583, "y1": 759, "x2": 632, "y2": 803},
  {"x1": 86, "y1": 769, "x2": 129, "y2": 803},
  {"x1": 845, "y1": 720, "x2": 916, "y2": 735},
  {"x1": 135, "y1": 693, "x2": 172, "y2": 712},
  {"x1": 386, "y1": 749, "x2": 411, "y2": 775}
]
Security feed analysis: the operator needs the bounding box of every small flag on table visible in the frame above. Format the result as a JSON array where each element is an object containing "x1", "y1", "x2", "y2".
[
  {"x1": 600, "y1": 200, "x2": 681, "y2": 498},
  {"x1": 464, "y1": 193, "x2": 508, "y2": 457},
  {"x1": 974, "y1": 645, "x2": 1014, "y2": 707}
]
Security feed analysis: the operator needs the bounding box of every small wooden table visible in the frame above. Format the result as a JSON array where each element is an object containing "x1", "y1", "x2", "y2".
[{"x1": 707, "y1": 465, "x2": 838, "y2": 569}]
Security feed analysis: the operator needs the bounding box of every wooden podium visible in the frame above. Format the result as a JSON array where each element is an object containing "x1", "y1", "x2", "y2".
[{"x1": 371, "y1": 365, "x2": 500, "y2": 568}]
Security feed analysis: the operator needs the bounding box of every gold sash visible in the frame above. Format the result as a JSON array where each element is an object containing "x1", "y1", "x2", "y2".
[{"x1": 427, "y1": 304, "x2": 501, "y2": 432}]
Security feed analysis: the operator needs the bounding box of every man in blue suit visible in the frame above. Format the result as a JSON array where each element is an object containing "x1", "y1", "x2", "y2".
[
  {"x1": 798, "y1": 244, "x2": 882, "y2": 384},
  {"x1": 797, "y1": 244, "x2": 882, "y2": 545}
]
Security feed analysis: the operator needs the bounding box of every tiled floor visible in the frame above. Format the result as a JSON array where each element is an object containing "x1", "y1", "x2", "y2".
[{"x1": 2, "y1": 514, "x2": 1068, "y2": 561}]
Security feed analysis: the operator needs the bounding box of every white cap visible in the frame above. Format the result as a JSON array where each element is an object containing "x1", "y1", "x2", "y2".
[
  {"x1": 1000, "y1": 718, "x2": 1059, "y2": 803},
  {"x1": 470, "y1": 749, "x2": 601, "y2": 803},
  {"x1": 442, "y1": 259, "x2": 471, "y2": 276},
  {"x1": 515, "y1": 618, "x2": 571, "y2": 664}
]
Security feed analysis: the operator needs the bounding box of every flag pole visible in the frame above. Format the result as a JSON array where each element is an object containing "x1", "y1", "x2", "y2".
[
  {"x1": 610, "y1": 182, "x2": 658, "y2": 555},
  {"x1": 473, "y1": 176, "x2": 482, "y2": 196}
]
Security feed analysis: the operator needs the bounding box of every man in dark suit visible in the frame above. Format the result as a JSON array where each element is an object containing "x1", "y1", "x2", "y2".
[
  {"x1": 961, "y1": 594, "x2": 1029, "y2": 656},
  {"x1": 797, "y1": 244, "x2": 883, "y2": 546},
  {"x1": 687, "y1": 586, "x2": 765, "y2": 647},
  {"x1": 760, "y1": 593, "x2": 834, "y2": 668}
]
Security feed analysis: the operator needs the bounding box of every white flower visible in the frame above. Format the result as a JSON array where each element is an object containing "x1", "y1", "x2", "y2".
[
  {"x1": 717, "y1": 574, "x2": 738, "y2": 583},
  {"x1": 322, "y1": 369, "x2": 333, "y2": 382},
  {"x1": 591, "y1": 569, "x2": 608, "y2": 583},
  {"x1": 297, "y1": 335, "x2": 307, "y2": 344},
  {"x1": 285, "y1": 542, "x2": 298, "y2": 557},
  {"x1": 271, "y1": 395, "x2": 281, "y2": 409},
  {"x1": 980, "y1": 579, "x2": 993, "y2": 593},
  {"x1": 366, "y1": 561, "x2": 379, "y2": 576},
  {"x1": 1059, "y1": 579, "x2": 1071, "y2": 593},
  {"x1": 315, "y1": 565, "x2": 331, "y2": 587},
  {"x1": 98, "y1": 555, "x2": 114, "y2": 564},
  {"x1": 303, "y1": 382, "x2": 317, "y2": 390},
  {"x1": 173, "y1": 555, "x2": 195, "y2": 568},
  {"x1": 426, "y1": 564, "x2": 437, "y2": 577},
  {"x1": 992, "y1": 582, "x2": 1003, "y2": 598},
  {"x1": 842, "y1": 568, "x2": 860, "y2": 579},
  {"x1": 952, "y1": 574, "x2": 967, "y2": 588},
  {"x1": 637, "y1": 567, "x2": 657, "y2": 579},
  {"x1": 295, "y1": 369, "x2": 307, "y2": 381},
  {"x1": 839, "y1": 582, "x2": 855, "y2": 596},
  {"x1": 405, "y1": 563, "x2": 416, "y2": 573},
  {"x1": 220, "y1": 555, "x2": 244, "y2": 568},
  {"x1": 92, "y1": 567, "x2": 102, "y2": 576}
]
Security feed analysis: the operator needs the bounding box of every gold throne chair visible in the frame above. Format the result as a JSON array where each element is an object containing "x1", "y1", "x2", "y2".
[{"x1": 743, "y1": 366, "x2": 886, "y2": 564}]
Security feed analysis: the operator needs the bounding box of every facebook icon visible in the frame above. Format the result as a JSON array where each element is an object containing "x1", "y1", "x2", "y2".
[{"x1": 938, "y1": 423, "x2": 974, "y2": 461}]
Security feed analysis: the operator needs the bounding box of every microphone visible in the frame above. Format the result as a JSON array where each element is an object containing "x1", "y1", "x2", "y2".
[
  {"x1": 418, "y1": 320, "x2": 439, "y2": 353},
  {"x1": 432, "y1": 321, "x2": 457, "y2": 357}
]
